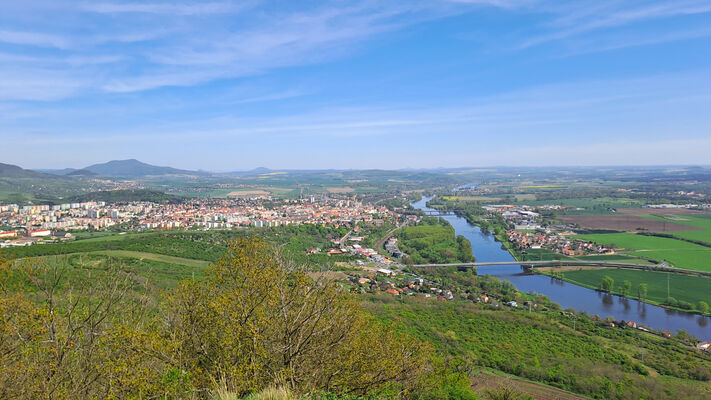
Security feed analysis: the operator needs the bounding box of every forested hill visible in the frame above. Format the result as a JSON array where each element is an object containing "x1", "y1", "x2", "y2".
[
  {"x1": 76, "y1": 159, "x2": 202, "y2": 177},
  {"x1": 65, "y1": 189, "x2": 182, "y2": 204},
  {"x1": 0, "y1": 162, "x2": 56, "y2": 179}
]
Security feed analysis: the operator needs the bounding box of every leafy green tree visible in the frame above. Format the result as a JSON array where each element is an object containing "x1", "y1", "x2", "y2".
[
  {"x1": 620, "y1": 280, "x2": 632, "y2": 296},
  {"x1": 167, "y1": 238, "x2": 433, "y2": 396},
  {"x1": 601, "y1": 276, "x2": 614, "y2": 293},
  {"x1": 676, "y1": 329, "x2": 698, "y2": 345},
  {"x1": 637, "y1": 283, "x2": 648, "y2": 301},
  {"x1": 698, "y1": 301, "x2": 709, "y2": 314}
]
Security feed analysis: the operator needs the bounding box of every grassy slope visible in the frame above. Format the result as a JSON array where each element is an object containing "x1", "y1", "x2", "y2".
[
  {"x1": 89, "y1": 250, "x2": 210, "y2": 269},
  {"x1": 3, "y1": 225, "x2": 359, "y2": 268},
  {"x1": 3, "y1": 232, "x2": 227, "y2": 261},
  {"x1": 559, "y1": 268, "x2": 711, "y2": 307},
  {"x1": 10, "y1": 252, "x2": 208, "y2": 301},
  {"x1": 573, "y1": 233, "x2": 711, "y2": 271},
  {"x1": 366, "y1": 296, "x2": 711, "y2": 400},
  {"x1": 470, "y1": 369, "x2": 586, "y2": 400}
]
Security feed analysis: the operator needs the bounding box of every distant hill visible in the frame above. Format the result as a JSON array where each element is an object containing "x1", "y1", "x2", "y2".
[
  {"x1": 0, "y1": 163, "x2": 56, "y2": 178},
  {"x1": 223, "y1": 167, "x2": 274, "y2": 175},
  {"x1": 66, "y1": 169, "x2": 98, "y2": 176},
  {"x1": 223, "y1": 167, "x2": 340, "y2": 175},
  {"x1": 65, "y1": 189, "x2": 182, "y2": 204},
  {"x1": 35, "y1": 168, "x2": 78, "y2": 175},
  {"x1": 75, "y1": 159, "x2": 202, "y2": 178}
]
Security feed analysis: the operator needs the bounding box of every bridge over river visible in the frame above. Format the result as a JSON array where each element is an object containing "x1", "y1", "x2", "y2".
[
  {"x1": 412, "y1": 260, "x2": 711, "y2": 277},
  {"x1": 421, "y1": 210, "x2": 462, "y2": 216}
]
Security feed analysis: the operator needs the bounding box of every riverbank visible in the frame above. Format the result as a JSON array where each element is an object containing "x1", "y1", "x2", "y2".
[{"x1": 534, "y1": 267, "x2": 711, "y2": 316}]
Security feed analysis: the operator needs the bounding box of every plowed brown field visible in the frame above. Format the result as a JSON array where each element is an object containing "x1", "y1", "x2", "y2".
[{"x1": 558, "y1": 215, "x2": 700, "y2": 232}]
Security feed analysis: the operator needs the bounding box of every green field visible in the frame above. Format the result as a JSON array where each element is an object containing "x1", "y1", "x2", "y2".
[
  {"x1": 643, "y1": 214, "x2": 711, "y2": 244},
  {"x1": 515, "y1": 197, "x2": 645, "y2": 209},
  {"x1": 570, "y1": 254, "x2": 654, "y2": 264},
  {"x1": 559, "y1": 268, "x2": 711, "y2": 310},
  {"x1": 574, "y1": 233, "x2": 711, "y2": 271}
]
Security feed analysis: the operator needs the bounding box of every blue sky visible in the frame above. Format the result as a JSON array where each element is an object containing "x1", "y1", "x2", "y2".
[{"x1": 2, "y1": 0, "x2": 710, "y2": 170}]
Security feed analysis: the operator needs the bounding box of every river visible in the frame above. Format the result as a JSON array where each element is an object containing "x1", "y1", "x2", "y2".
[{"x1": 411, "y1": 196, "x2": 711, "y2": 341}]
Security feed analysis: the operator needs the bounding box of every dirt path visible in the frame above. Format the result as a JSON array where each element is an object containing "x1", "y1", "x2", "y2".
[{"x1": 471, "y1": 370, "x2": 587, "y2": 400}]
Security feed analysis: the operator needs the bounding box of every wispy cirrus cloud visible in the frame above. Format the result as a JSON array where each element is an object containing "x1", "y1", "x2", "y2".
[
  {"x1": 522, "y1": 0, "x2": 711, "y2": 48},
  {"x1": 101, "y1": 4, "x2": 417, "y2": 92},
  {"x1": 0, "y1": 28, "x2": 169, "y2": 51},
  {"x1": 0, "y1": 29, "x2": 71, "y2": 49},
  {"x1": 562, "y1": 26, "x2": 711, "y2": 56},
  {"x1": 0, "y1": 68, "x2": 91, "y2": 101},
  {"x1": 446, "y1": 0, "x2": 536, "y2": 9},
  {"x1": 80, "y1": 1, "x2": 254, "y2": 15},
  {"x1": 5, "y1": 0, "x2": 706, "y2": 100}
]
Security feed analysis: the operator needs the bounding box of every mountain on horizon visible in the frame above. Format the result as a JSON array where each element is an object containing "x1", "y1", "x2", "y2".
[{"x1": 74, "y1": 159, "x2": 203, "y2": 178}]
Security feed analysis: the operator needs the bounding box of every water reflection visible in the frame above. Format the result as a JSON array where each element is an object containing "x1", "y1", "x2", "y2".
[
  {"x1": 618, "y1": 297, "x2": 631, "y2": 312},
  {"x1": 601, "y1": 293, "x2": 614, "y2": 308},
  {"x1": 637, "y1": 302, "x2": 647, "y2": 319}
]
